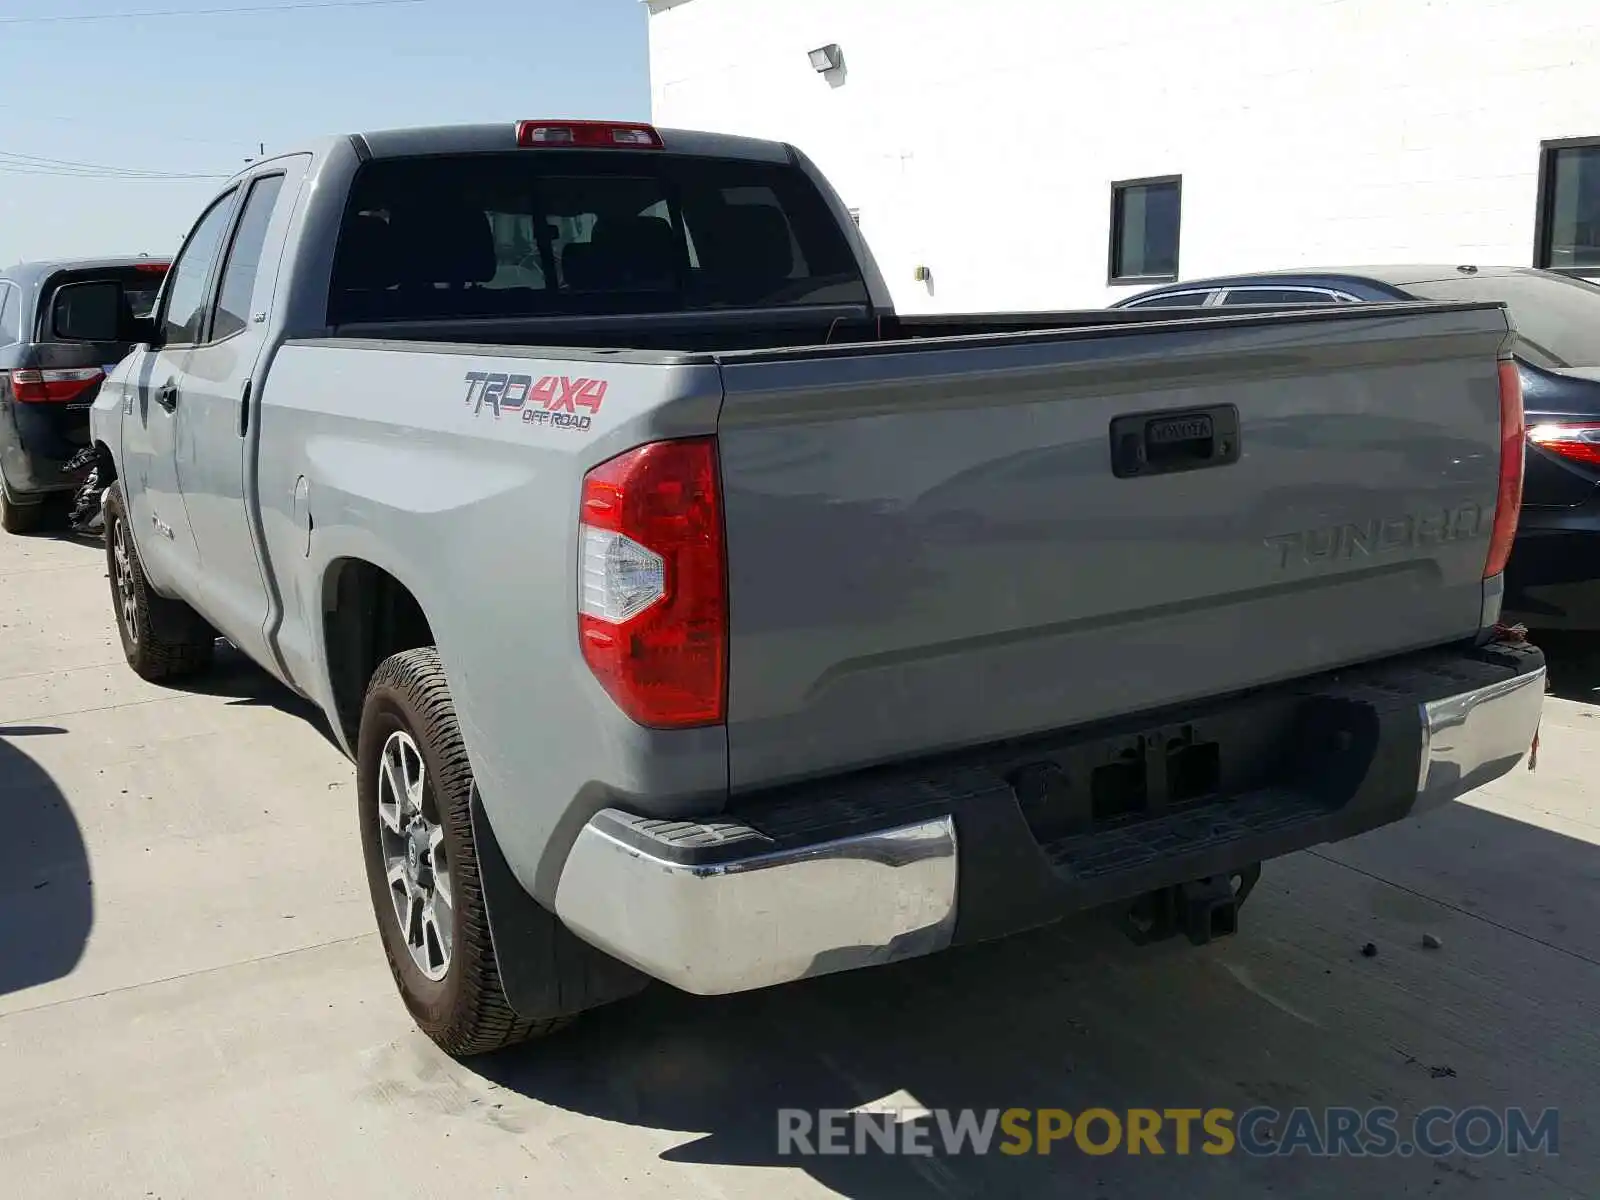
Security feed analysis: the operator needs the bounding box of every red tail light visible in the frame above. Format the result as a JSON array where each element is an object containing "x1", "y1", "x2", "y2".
[
  {"x1": 1527, "y1": 421, "x2": 1600, "y2": 469},
  {"x1": 10, "y1": 368, "x2": 104, "y2": 404},
  {"x1": 1484, "y1": 359, "x2": 1525, "y2": 579},
  {"x1": 516, "y1": 120, "x2": 663, "y2": 149},
  {"x1": 578, "y1": 437, "x2": 726, "y2": 728}
]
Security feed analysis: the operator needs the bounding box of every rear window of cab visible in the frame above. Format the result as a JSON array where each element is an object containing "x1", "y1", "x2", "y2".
[{"x1": 327, "y1": 151, "x2": 869, "y2": 325}]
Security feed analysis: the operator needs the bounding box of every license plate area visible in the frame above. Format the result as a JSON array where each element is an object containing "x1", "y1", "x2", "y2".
[{"x1": 1001, "y1": 688, "x2": 1373, "y2": 845}]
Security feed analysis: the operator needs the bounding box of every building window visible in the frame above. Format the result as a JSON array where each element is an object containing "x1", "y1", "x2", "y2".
[
  {"x1": 1536, "y1": 138, "x2": 1600, "y2": 271},
  {"x1": 1109, "y1": 176, "x2": 1181, "y2": 283}
]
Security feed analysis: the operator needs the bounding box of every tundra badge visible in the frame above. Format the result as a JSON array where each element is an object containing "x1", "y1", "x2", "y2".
[{"x1": 1265, "y1": 503, "x2": 1486, "y2": 569}]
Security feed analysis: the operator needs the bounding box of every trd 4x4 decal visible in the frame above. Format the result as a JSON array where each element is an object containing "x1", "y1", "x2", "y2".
[{"x1": 462, "y1": 371, "x2": 608, "y2": 431}]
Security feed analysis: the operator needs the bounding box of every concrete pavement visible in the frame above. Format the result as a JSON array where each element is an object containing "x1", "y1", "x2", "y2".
[{"x1": 1, "y1": 529, "x2": 1596, "y2": 1198}]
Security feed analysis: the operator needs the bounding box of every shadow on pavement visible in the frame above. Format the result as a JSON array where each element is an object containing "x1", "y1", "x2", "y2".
[
  {"x1": 475, "y1": 802, "x2": 1596, "y2": 1199},
  {"x1": 162, "y1": 641, "x2": 338, "y2": 745},
  {"x1": 0, "y1": 725, "x2": 91, "y2": 999}
]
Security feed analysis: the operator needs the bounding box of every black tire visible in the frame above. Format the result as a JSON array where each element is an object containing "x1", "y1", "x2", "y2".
[
  {"x1": 358, "y1": 647, "x2": 570, "y2": 1056},
  {"x1": 0, "y1": 481, "x2": 43, "y2": 535},
  {"x1": 103, "y1": 485, "x2": 216, "y2": 681}
]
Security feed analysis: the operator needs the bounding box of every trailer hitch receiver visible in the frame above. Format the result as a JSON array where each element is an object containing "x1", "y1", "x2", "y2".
[{"x1": 1121, "y1": 865, "x2": 1260, "y2": 946}]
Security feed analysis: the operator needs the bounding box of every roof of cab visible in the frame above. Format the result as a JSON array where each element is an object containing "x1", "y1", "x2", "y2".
[
  {"x1": 2, "y1": 256, "x2": 170, "y2": 285},
  {"x1": 352, "y1": 122, "x2": 794, "y2": 164}
]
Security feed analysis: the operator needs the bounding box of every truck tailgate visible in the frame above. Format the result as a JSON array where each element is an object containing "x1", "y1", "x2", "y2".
[{"x1": 715, "y1": 302, "x2": 1514, "y2": 791}]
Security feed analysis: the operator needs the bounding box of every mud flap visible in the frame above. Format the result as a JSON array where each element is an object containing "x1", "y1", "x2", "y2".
[
  {"x1": 469, "y1": 787, "x2": 648, "y2": 1020},
  {"x1": 142, "y1": 589, "x2": 215, "y2": 645}
]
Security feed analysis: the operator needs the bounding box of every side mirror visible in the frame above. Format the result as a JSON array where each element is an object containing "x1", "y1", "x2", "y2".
[{"x1": 50, "y1": 280, "x2": 132, "y2": 343}]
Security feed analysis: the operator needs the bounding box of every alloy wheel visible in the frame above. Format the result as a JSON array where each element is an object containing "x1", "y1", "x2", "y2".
[
  {"x1": 111, "y1": 518, "x2": 139, "y2": 645},
  {"x1": 376, "y1": 729, "x2": 454, "y2": 981}
]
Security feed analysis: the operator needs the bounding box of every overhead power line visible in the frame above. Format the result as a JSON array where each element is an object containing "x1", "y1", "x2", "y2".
[
  {"x1": 0, "y1": 102, "x2": 249, "y2": 149},
  {"x1": 0, "y1": 0, "x2": 428, "y2": 26},
  {"x1": 0, "y1": 150, "x2": 224, "y2": 181},
  {"x1": 0, "y1": 169, "x2": 227, "y2": 183},
  {"x1": 0, "y1": 150, "x2": 215, "y2": 178}
]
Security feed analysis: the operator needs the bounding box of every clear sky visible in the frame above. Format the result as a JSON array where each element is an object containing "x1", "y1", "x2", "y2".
[{"x1": 0, "y1": 0, "x2": 650, "y2": 266}]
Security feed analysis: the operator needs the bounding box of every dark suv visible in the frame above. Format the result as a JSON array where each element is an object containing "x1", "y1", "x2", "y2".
[{"x1": 0, "y1": 257, "x2": 168, "y2": 532}]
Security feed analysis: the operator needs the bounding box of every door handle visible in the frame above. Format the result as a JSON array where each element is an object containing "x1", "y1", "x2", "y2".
[
  {"x1": 238, "y1": 379, "x2": 252, "y2": 438},
  {"x1": 156, "y1": 381, "x2": 178, "y2": 413},
  {"x1": 1110, "y1": 404, "x2": 1240, "y2": 479}
]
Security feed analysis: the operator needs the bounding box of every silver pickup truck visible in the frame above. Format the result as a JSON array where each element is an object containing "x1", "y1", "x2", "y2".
[{"x1": 79, "y1": 118, "x2": 1544, "y2": 1057}]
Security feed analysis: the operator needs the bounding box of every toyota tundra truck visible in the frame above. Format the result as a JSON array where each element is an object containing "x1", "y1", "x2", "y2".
[{"x1": 77, "y1": 118, "x2": 1544, "y2": 1057}]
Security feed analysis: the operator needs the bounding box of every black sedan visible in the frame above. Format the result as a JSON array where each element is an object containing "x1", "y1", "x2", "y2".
[{"x1": 1114, "y1": 265, "x2": 1600, "y2": 633}]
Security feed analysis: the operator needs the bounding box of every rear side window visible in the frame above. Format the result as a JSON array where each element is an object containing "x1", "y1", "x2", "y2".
[
  {"x1": 1122, "y1": 290, "x2": 1210, "y2": 308},
  {"x1": 0, "y1": 283, "x2": 18, "y2": 346},
  {"x1": 211, "y1": 175, "x2": 286, "y2": 341},
  {"x1": 1218, "y1": 288, "x2": 1341, "y2": 306},
  {"x1": 328, "y1": 151, "x2": 868, "y2": 324}
]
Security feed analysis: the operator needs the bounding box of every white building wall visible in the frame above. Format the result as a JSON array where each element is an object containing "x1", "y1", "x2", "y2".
[{"x1": 643, "y1": 0, "x2": 1600, "y2": 312}]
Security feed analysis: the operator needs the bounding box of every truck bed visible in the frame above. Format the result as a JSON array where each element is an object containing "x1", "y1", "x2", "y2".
[{"x1": 322, "y1": 293, "x2": 1456, "y2": 354}]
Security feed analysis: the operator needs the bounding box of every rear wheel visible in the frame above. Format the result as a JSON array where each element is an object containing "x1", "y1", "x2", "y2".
[
  {"x1": 0, "y1": 482, "x2": 42, "y2": 535},
  {"x1": 104, "y1": 485, "x2": 215, "y2": 680},
  {"x1": 358, "y1": 647, "x2": 571, "y2": 1056}
]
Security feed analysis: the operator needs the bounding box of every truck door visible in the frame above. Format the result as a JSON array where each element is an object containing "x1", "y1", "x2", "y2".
[
  {"x1": 120, "y1": 187, "x2": 238, "y2": 594},
  {"x1": 169, "y1": 163, "x2": 304, "y2": 673}
]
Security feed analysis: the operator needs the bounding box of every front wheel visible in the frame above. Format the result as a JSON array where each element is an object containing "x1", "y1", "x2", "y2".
[
  {"x1": 358, "y1": 647, "x2": 570, "y2": 1056},
  {"x1": 103, "y1": 485, "x2": 215, "y2": 680}
]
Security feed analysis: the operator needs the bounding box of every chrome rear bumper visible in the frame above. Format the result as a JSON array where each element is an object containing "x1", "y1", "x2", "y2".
[
  {"x1": 554, "y1": 814, "x2": 957, "y2": 995},
  {"x1": 552, "y1": 654, "x2": 1544, "y2": 997},
  {"x1": 1415, "y1": 663, "x2": 1546, "y2": 812}
]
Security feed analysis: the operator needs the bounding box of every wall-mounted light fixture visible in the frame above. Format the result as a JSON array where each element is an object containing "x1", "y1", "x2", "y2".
[{"x1": 808, "y1": 44, "x2": 844, "y2": 73}]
